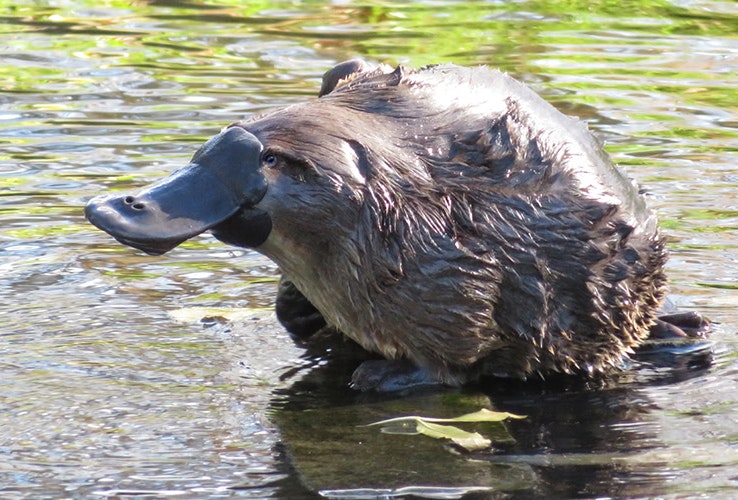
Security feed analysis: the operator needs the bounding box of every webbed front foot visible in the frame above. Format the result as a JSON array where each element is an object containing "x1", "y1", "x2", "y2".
[{"x1": 275, "y1": 276, "x2": 326, "y2": 340}]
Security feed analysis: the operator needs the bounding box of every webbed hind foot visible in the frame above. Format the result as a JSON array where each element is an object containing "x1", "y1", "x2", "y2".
[
  {"x1": 650, "y1": 311, "x2": 711, "y2": 340},
  {"x1": 350, "y1": 359, "x2": 451, "y2": 392}
]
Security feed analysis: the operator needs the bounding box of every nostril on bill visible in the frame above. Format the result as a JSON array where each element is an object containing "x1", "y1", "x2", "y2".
[{"x1": 123, "y1": 196, "x2": 145, "y2": 210}]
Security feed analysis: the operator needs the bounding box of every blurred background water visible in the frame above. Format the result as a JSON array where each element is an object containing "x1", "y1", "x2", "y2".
[{"x1": 0, "y1": 0, "x2": 736, "y2": 498}]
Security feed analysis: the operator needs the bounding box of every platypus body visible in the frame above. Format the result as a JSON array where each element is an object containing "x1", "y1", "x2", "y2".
[{"x1": 86, "y1": 61, "x2": 707, "y2": 391}]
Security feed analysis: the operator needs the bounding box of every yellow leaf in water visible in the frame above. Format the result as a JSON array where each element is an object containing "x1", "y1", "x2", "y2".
[
  {"x1": 365, "y1": 408, "x2": 525, "y2": 452},
  {"x1": 366, "y1": 408, "x2": 525, "y2": 428},
  {"x1": 415, "y1": 420, "x2": 491, "y2": 451},
  {"x1": 168, "y1": 306, "x2": 270, "y2": 323},
  {"x1": 423, "y1": 408, "x2": 526, "y2": 423}
]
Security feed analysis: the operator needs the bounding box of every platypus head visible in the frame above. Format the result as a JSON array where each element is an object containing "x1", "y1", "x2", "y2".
[
  {"x1": 85, "y1": 61, "x2": 381, "y2": 257},
  {"x1": 85, "y1": 126, "x2": 273, "y2": 255},
  {"x1": 86, "y1": 101, "x2": 381, "y2": 260}
]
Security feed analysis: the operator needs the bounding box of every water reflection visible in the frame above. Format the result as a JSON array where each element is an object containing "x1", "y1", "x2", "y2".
[
  {"x1": 0, "y1": 0, "x2": 736, "y2": 498},
  {"x1": 268, "y1": 331, "x2": 716, "y2": 498}
]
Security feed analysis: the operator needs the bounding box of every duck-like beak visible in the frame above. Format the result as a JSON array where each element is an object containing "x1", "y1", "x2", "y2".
[{"x1": 85, "y1": 126, "x2": 270, "y2": 255}]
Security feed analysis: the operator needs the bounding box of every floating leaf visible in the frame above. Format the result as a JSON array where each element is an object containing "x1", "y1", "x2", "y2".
[
  {"x1": 168, "y1": 306, "x2": 271, "y2": 323},
  {"x1": 367, "y1": 408, "x2": 525, "y2": 428},
  {"x1": 320, "y1": 485, "x2": 495, "y2": 498},
  {"x1": 365, "y1": 408, "x2": 525, "y2": 452},
  {"x1": 373, "y1": 420, "x2": 420, "y2": 436},
  {"x1": 424, "y1": 408, "x2": 526, "y2": 423},
  {"x1": 415, "y1": 420, "x2": 491, "y2": 451}
]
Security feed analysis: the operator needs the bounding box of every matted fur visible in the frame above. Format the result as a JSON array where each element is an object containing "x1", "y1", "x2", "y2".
[{"x1": 229, "y1": 64, "x2": 668, "y2": 383}]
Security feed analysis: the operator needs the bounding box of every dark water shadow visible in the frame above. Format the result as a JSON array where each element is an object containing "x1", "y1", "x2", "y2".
[{"x1": 259, "y1": 331, "x2": 713, "y2": 499}]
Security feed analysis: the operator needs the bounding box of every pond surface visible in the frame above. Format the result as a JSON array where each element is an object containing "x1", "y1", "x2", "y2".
[{"x1": 1, "y1": 0, "x2": 736, "y2": 498}]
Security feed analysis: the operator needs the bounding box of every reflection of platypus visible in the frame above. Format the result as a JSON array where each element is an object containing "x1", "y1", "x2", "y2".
[{"x1": 86, "y1": 60, "x2": 708, "y2": 391}]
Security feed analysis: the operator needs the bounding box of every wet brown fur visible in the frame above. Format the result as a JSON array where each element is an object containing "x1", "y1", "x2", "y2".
[{"x1": 233, "y1": 64, "x2": 668, "y2": 384}]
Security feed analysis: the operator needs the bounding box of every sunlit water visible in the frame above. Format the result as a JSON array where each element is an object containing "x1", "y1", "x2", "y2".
[{"x1": 0, "y1": 1, "x2": 736, "y2": 498}]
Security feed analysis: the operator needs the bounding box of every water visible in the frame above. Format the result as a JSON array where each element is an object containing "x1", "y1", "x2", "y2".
[{"x1": 1, "y1": 0, "x2": 736, "y2": 498}]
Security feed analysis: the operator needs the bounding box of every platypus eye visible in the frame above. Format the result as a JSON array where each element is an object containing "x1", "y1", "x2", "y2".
[{"x1": 262, "y1": 152, "x2": 279, "y2": 168}]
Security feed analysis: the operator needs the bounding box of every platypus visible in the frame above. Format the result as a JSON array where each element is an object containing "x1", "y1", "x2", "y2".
[{"x1": 85, "y1": 60, "x2": 708, "y2": 391}]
